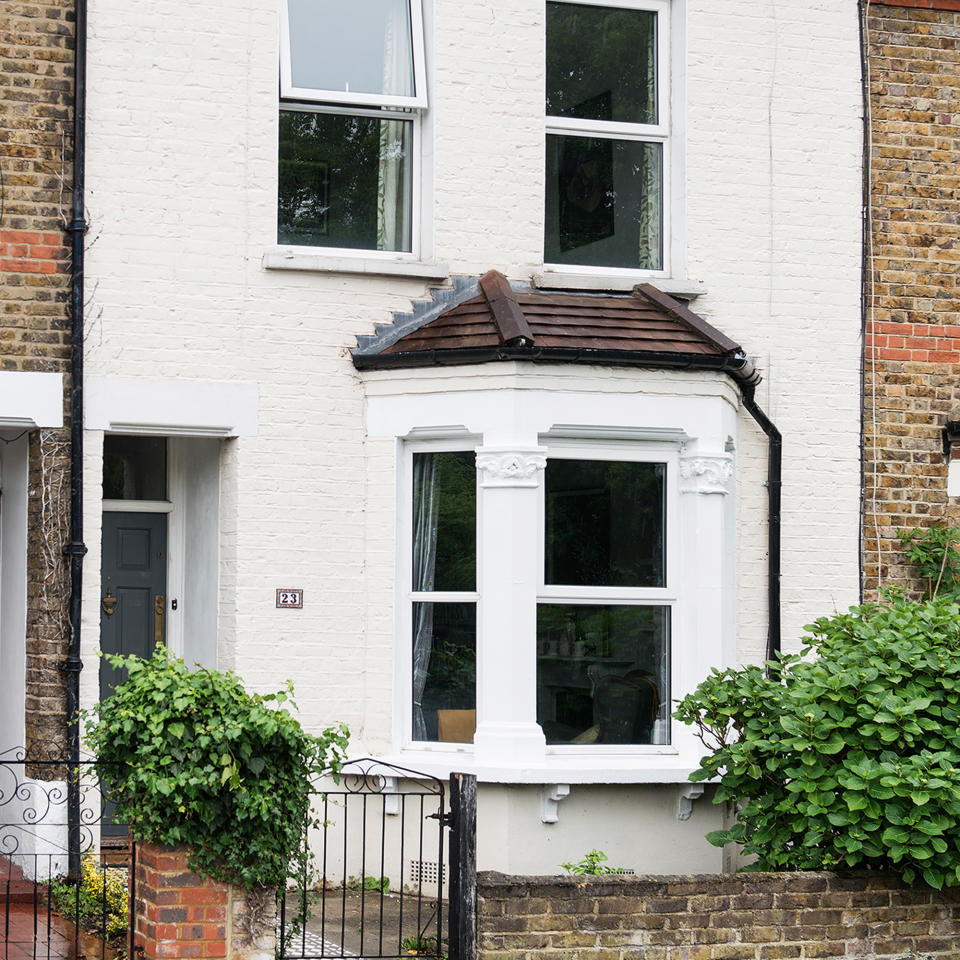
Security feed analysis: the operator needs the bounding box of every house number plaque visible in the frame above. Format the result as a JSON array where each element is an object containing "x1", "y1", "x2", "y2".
[{"x1": 276, "y1": 588, "x2": 303, "y2": 609}]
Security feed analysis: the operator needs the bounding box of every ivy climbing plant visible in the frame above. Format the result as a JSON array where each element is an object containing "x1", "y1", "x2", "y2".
[{"x1": 84, "y1": 645, "x2": 348, "y2": 890}]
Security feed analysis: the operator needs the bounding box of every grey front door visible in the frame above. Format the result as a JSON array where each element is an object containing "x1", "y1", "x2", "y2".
[{"x1": 100, "y1": 512, "x2": 167, "y2": 700}]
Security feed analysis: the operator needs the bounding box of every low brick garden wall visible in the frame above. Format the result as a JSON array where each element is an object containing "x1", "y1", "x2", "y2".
[
  {"x1": 134, "y1": 843, "x2": 275, "y2": 960},
  {"x1": 477, "y1": 871, "x2": 960, "y2": 960}
]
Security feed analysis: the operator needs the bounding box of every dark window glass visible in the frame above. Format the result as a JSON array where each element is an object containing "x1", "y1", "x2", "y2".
[
  {"x1": 278, "y1": 110, "x2": 412, "y2": 251},
  {"x1": 102, "y1": 436, "x2": 167, "y2": 501},
  {"x1": 545, "y1": 459, "x2": 665, "y2": 587},
  {"x1": 544, "y1": 135, "x2": 662, "y2": 269},
  {"x1": 412, "y1": 451, "x2": 476, "y2": 592},
  {"x1": 536, "y1": 604, "x2": 669, "y2": 745},
  {"x1": 413, "y1": 602, "x2": 476, "y2": 743},
  {"x1": 546, "y1": 3, "x2": 658, "y2": 125}
]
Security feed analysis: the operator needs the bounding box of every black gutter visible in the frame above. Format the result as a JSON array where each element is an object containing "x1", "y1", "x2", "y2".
[
  {"x1": 63, "y1": 0, "x2": 88, "y2": 880},
  {"x1": 354, "y1": 341, "x2": 782, "y2": 662},
  {"x1": 353, "y1": 345, "x2": 756, "y2": 375},
  {"x1": 739, "y1": 386, "x2": 782, "y2": 663}
]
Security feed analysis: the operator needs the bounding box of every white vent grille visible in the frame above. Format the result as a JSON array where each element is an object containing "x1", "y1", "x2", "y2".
[{"x1": 409, "y1": 859, "x2": 444, "y2": 884}]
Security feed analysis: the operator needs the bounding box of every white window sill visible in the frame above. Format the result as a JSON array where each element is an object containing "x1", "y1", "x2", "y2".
[
  {"x1": 379, "y1": 750, "x2": 700, "y2": 785},
  {"x1": 263, "y1": 247, "x2": 450, "y2": 280},
  {"x1": 533, "y1": 270, "x2": 707, "y2": 299}
]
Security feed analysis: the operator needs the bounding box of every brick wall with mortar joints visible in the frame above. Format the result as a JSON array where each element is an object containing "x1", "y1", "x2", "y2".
[
  {"x1": 134, "y1": 844, "x2": 274, "y2": 960},
  {"x1": 0, "y1": 2, "x2": 74, "y2": 754},
  {"x1": 477, "y1": 871, "x2": 960, "y2": 960},
  {"x1": 864, "y1": 4, "x2": 960, "y2": 599}
]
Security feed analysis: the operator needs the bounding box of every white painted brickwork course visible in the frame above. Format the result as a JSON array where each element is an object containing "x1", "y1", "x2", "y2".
[{"x1": 80, "y1": 0, "x2": 863, "y2": 872}]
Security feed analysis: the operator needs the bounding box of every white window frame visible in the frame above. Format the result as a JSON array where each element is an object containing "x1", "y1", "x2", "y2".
[
  {"x1": 536, "y1": 439, "x2": 679, "y2": 756},
  {"x1": 277, "y1": 0, "x2": 429, "y2": 259},
  {"x1": 279, "y1": 0, "x2": 428, "y2": 109},
  {"x1": 397, "y1": 435, "x2": 682, "y2": 757},
  {"x1": 397, "y1": 437, "x2": 481, "y2": 753},
  {"x1": 544, "y1": 0, "x2": 674, "y2": 278}
]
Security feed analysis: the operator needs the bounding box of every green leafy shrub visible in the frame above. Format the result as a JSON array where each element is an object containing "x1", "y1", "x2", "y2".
[
  {"x1": 674, "y1": 593, "x2": 960, "y2": 889},
  {"x1": 560, "y1": 849, "x2": 624, "y2": 875},
  {"x1": 346, "y1": 874, "x2": 390, "y2": 892},
  {"x1": 84, "y1": 645, "x2": 348, "y2": 890},
  {"x1": 899, "y1": 526, "x2": 960, "y2": 599},
  {"x1": 49, "y1": 854, "x2": 129, "y2": 945}
]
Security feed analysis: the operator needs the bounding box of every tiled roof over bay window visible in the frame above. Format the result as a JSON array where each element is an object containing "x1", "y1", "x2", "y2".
[{"x1": 352, "y1": 271, "x2": 746, "y2": 372}]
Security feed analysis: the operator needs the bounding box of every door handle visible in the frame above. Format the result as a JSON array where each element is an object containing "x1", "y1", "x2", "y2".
[
  {"x1": 102, "y1": 588, "x2": 117, "y2": 617},
  {"x1": 154, "y1": 594, "x2": 164, "y2": 645}
]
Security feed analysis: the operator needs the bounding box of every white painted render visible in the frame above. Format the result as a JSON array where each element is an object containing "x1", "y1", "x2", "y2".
[
  {"x1": 0, "y1": 372, "x2": 63, "y2": 430},
  {"x1": 79, "y1": 0, "x2": 863, "y2": 873}
]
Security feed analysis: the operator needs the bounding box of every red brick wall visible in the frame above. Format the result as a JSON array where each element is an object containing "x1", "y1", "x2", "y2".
[
  {"x1": 1, "y1": 2, "x2": 75, "y2": 756},
  {"x1": 134, "y1": 844, "x2": 275, "y2": 960},
  {"x1": 135, "y1": 845, "x2": 229, "y2": 960},
  {"x1": 863, "y1": 3, "x2": 960, "y2": 597}
]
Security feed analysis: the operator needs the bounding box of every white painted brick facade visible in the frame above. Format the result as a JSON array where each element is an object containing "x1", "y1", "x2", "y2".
[{"x1": 79, "y1": 0, "x2": 863, "y2": 872}]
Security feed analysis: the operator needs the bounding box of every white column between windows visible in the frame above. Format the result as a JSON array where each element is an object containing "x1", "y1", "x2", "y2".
[
  {"x1": 677, "y1": 449, "x2": 735, "y2": 700},
  {"x1": 473, "y1": 446, "x2": 548, "y2": 765}
]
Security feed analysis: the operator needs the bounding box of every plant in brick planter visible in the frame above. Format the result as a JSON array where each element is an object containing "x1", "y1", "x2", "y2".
[
  {"x1": 84, "y1": 645, "x2": 349, "y2": 893},
  {"x1": 675, "y1": 591, "x2": 960, "y2": 889}
]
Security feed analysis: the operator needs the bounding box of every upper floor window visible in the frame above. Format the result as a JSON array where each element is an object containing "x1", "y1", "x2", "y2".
[
  {"x1": 278, "y1": 0, "x2": 427, "y2": 253},
  {"x1": 544, "y1": 0, "x2": 669, "y2": 272}
]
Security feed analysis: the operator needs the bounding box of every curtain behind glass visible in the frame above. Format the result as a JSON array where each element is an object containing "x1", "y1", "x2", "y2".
[
  {"x1": 377, "y1": 119, "x2": 411, "y2": 251},
  {"x1": 377, "y1": 3, "x2": 413, "y2": 250},
  {"x1": 412, "y1": 454, "x2": 439, "y2": 740},
  {"x1": 638, "y1": 23, "x2": 661, "y2": 268}
]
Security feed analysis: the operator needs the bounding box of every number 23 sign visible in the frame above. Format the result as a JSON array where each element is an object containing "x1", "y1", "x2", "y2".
[{"x1": 276, "y1": 588, "x2": 303, "y2": 609}]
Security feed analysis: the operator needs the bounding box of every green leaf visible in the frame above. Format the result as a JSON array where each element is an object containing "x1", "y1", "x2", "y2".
[{"x1": 705, "y1": 830, "x2": 732, "y2": 848}]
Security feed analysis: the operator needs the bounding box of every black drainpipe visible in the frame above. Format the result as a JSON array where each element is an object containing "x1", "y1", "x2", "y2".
[
  {"x1": 737, "y1": 381, "x2": 782, "y2": 664},
  {"x1": 64, "y1": 0, "x2": 89, "y2": 880}
]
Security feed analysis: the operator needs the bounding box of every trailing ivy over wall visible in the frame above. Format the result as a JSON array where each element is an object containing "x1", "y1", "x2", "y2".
[
  {"x1": 85, "y1": 645, "x2": 348, "y2": 890},
  {"x1": 675, "y1": 592, "x2": 960, "y2": 889}
]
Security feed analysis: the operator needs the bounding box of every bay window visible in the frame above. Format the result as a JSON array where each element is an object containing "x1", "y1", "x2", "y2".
[
  {"x1": 278, "y1": 0, "x2": 426, "y2": 253},
  {"x1": 370, "y1": 377, "x2": 736, "y2": 780},
  {"x1": 544, "y1": 0, "x2": 669, "y2": 272},
  {"x1": 405, "y1": 442, "x2": 677, "y2": 752}
]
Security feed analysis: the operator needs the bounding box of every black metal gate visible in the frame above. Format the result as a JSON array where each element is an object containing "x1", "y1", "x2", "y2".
[
  {"x1": 0, "y1": 747, "x2": 136, "y2": 960},
  {"x1": 277, "y1": 759, "x2": 476, "y2": 960}
]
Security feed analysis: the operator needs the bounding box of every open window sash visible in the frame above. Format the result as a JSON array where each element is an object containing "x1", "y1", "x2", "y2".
[{"x1": 280, "y1": 0, "x2": 428, "y2": 110}]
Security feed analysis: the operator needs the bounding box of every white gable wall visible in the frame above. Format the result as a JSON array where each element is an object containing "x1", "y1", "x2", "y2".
[{"x1": 80, "y1": 0, "x2": 862, "y2": 873}]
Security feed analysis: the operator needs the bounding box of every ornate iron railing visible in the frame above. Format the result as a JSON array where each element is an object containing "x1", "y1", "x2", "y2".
[{"x1": 0, "y1": 747, "x2": 135, "y2": 960}]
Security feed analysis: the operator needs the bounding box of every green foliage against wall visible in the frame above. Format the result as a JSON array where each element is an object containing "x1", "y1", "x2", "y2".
[
  {"x1": 85, "y1": 646, "x2": 348, "y2": 890},
  {"x1": 674, "y1": 593, "x2": 960, "y2": 889},
  {"x1": 899, "y1": 526, "x2": 960, "y2": 600}
]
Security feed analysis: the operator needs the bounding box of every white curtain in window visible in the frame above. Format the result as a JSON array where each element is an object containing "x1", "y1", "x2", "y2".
[
  {"x1": 377, "y1": 2, "x2": 412, "y2": 251},
  {"x1": 377, "y1": 120, "x2": 410, "y2": 251},
  {"x1": 637, "y1": 146, "x2": 662, "y2": 270},
  {"x1": 637, "y1": 24, "x2": 661, "y2": 269},
  {"x1": 412, "y1": 455, "x2": 439, "y2": 741}
]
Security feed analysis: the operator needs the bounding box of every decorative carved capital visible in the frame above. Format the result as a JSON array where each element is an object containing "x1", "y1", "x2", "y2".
[
  {"x1": 679, "y1": 454, "x2": 734, "y2": 495},
  {"x1": 476, "y1": 448, "x2": 547, "y2": 488}
]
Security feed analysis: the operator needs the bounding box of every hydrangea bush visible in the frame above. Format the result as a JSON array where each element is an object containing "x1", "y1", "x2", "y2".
[{"x1": 674, "y1": 592, "x2": 960, "y2": 889}]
